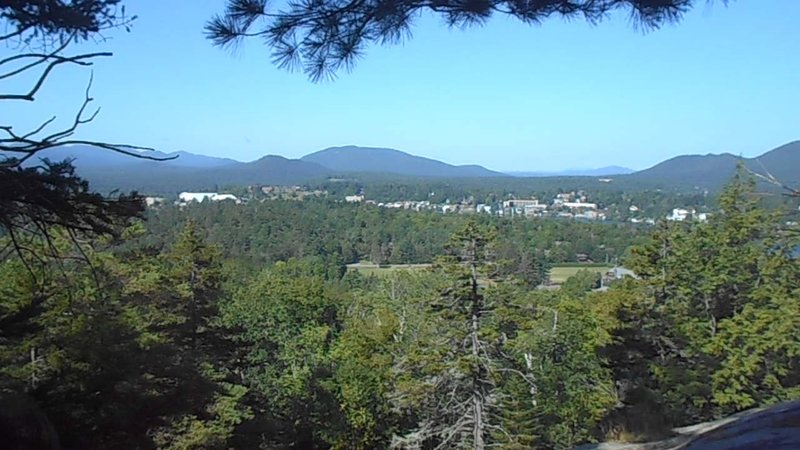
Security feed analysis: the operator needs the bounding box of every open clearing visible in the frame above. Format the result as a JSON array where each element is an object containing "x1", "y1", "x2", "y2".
[
  {"x1": 346, "y1": 263, "x2": 432, "y2": 277},
  {"x1": 348, "y1": 263, "x2": 614, "y2": 283}
]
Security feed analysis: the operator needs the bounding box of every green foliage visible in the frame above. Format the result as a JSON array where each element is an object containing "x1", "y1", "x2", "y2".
[
  {"x1": 2, "y1": 170, "x2": 798, "y2": 449},
  {"x1": 493, "y1": 374, "x2": 541, "y2": 449},
  {"x1": 219, "y1": 258, "x2": 343, "y2": 448},
  {"x1": 0, "y1": 222, "x2": 247, "y2": 448},
  {"x1": 561, "y1": 268, "x2": 602, "y2": 296},
  {"x1": 708, "y1": 245, "x2": 800, "y2": 410},
  {"x1": 153, "y1": 383, "x2": 253, "y2": 450},
  {"x1": 504, "y1": 291, "x2": 617, "y2": 449},
  {"x1": 606, "y1": 170, "x2": 800, "y2": 430},
  {"x1": 139, "y1": 198, "x2": 647, "y2": 268}
]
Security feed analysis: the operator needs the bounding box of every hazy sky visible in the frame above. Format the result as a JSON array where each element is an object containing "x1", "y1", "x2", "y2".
[{"x1": 2, "y1": 1, "x2": 798, "y2": 171}]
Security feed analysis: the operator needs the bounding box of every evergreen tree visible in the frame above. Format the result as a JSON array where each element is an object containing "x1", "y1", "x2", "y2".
[
  {"x1": 393, "y1": 221, "x2": 532, "y2": 449},
  {"x1": 492, "y1": 374, "x2": 541, "y2": 449},
  {"x1": 614, "y1": 169, "x2": 800, "y2": 426}
]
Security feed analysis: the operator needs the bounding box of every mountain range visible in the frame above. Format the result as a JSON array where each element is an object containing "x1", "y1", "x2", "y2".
[{"x1": 6, "y1": 141, "x2": 799, "y2": 194}]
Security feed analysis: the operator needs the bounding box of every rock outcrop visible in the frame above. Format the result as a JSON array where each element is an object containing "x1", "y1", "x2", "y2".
[{"x1": 577, "y1": 400, "x2": 800, "y2": 450}]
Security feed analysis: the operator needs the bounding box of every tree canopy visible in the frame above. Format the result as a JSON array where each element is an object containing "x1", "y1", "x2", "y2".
[
  {"x1": 2, "y1": 171, "x2": 799, "y2": 448},
  {"x1": 207, "y1": 0, "x2": 731, "y2": 80}
]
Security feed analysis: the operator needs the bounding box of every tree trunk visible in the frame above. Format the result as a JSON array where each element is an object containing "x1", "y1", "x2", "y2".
[
  {"x1": 472, "y1": 314, "x2": 485, "y2": 450},
  {"x1": 471, "y1": 258, "x2": 485, "y2": 450}
]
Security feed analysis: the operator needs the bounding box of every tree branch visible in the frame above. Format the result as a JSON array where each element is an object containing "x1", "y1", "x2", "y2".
[{"x1": 0, "y1": 52, "x2": 111, "y2": 101}]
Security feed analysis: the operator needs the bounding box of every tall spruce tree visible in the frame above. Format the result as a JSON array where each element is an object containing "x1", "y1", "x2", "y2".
[{"x1": 393, "y1": 221, "x2": 533, "y2": 449}]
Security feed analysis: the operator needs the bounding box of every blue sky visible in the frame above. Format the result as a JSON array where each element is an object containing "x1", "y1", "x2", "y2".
[{"x1": 2, "y1": 1, "x2": 798, "y2": 171}]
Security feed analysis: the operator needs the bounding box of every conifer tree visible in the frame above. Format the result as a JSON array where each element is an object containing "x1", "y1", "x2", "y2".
[{"x1": 393, "y1": 221, "x2": 533, "y2": 449}]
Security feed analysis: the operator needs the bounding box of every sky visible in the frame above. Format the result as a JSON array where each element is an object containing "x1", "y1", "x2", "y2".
[{"x1": 2, "y1": 1, "x2": 799, "y2": 172}]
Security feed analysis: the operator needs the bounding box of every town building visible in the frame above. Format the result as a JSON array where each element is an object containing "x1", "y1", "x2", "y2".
[{"x1": 178, "y1": 192, "x2": 240, "y2": 204}]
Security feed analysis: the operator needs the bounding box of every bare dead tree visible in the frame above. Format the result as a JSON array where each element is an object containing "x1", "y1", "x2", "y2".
[
  {"x1": 207, "y1": 0, "x2": 731, "y2": 81},
  {"x1": 745, "y1": 159, "x2": 800, "y2": 243},
  {"x1": 747, "y1": 159, "x2": 800, "y2": 199}
]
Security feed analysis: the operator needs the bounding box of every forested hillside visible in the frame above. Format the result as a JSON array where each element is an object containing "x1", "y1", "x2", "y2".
[{"x1": 2, "y1": 172, "x2": 799, "y2": 449}]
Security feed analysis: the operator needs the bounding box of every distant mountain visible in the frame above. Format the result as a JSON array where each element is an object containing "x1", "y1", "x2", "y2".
[
  {"x1": 627, "y1": 153, "x2": 742, "y2": 187},
  {"x1": 301, "y1": 146, "x2": 502, "y2": 178},
  {"x1": 77, "y1": 155, "x2": 331, "y2": 194},
  {"x1": 8, "y1": 141, "x2": 798, "y2": 195},
  {"x1": 626, "y1": 141, "x2": 800, "y2": 189},
  {"x1": 212, "y1": 155, "x2": 330, "y2": 185},
  {"x1": 8, "y1": 145, "x2": 239, "y2": 169},
  {"x1": 751, "y1": 141, "x2": 800, "y2": 181},
  {"x1": 509, "y1": 166, "x2": 635, "y2": 177},
  {"x1": 3, "y1": 145, "x2": 333, "y2": 194},
  {"x1": 165, "y1": 151, "x2": 239, "y2": 168}
]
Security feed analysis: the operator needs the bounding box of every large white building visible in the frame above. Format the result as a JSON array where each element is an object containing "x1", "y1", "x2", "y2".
[
  {"x1": 178, "y1": 192, "x2": 240, "y2": 203},
  {"x1": 503, "y1": 199, "x2": 547, "y2": 217},
  {"x1": 502, "y1": 199, "x2": 544, "y2": 209},
  {"x1": 345, "y1": 195, "x2": 365, "y2": 203},
  {"x1": 562, "y1": 202, "x2": 597, "y2": 210}
]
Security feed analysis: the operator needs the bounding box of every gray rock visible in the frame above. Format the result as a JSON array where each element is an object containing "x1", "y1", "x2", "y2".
[{"x1": 576, "y1": 401, "x2": 800, "y2": 450}]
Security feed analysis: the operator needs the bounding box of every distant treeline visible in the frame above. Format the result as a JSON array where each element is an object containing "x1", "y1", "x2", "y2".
[{"x1": 138, "y1": 199, "x2": 650, "y2": 268}]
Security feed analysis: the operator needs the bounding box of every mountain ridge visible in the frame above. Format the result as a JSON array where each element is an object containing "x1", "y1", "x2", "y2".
[
  {"x1": 301, "y1": 145, "x2": 503, "y2": 178},
  {"x1": 5, "y1": 141, "x2": 799, "y2": 195},
  {"x1": 626, "y1": 141, "x2": 800, "y2": 189}
]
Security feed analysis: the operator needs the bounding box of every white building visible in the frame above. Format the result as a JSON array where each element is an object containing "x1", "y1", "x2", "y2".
[
  {"x1": 179, "y1": 192, "x2": 217, "y2": 203},
  {"x1": 442, "y1": 205, "x2": 458, "y2": 213},
  {"x1": 345, "y1": 195, "x2": 365, "y2": 203},
  {"x1": 178, "y1": 192, "x2": 240, "y2": 204},
  {"x1": 563, "y1": 202, "x2": 597, "y2": 210},
  {"x1": 667, "y1": 208, "x2": 692, "y2": 221},
  {"x1": 503, "y1": 199, "x2": 547, "y2": 217},
  {"x1": 213, "y1": 194, "x2": 239, "y2": 202},
  {"x1": 607, "y1": 267, "x2": 639, "y2": 280},
  {"x1": 502, "y1": 199, "x2": 544, "y2": 209},
  {"x1": 575, "y1": 210, "x2": 604, "y2": 220},
  {"x1": 145, "y1": 196, "x2": 166, "y2": 207}
]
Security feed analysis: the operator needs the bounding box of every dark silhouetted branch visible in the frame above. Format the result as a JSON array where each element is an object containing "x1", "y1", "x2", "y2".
[
  {"x1": 208, "y1": 0, "x2": 730, "y2": 81},
  {"x1": 0, "y1": 51, "x2": 110, "y2": 101}
]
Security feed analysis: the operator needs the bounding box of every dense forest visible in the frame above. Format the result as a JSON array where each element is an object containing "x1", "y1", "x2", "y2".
[
  {"x1": 2, "y1": 172, "x2": 799, "y2": 449},
  {"x1": 139, "y1": 199, "x2": 648, "y2": 268},
  {"x1": 221, "y1": 174, "x2": 795, "y2": 224}
]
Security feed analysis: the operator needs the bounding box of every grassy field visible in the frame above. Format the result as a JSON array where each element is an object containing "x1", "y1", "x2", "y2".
[
  {"x1": 346, "y1": 263, "x2": 431, "y2": 277},
  {"x1": 348, "y1": 263, "x2": 613, "y2": 284},
  {"x1": 549, "y1": 265, "x2": 613, "y2": 284}
]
